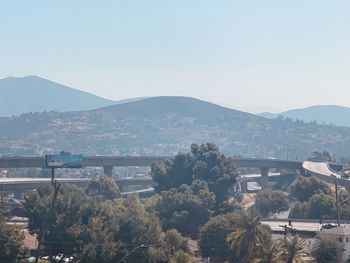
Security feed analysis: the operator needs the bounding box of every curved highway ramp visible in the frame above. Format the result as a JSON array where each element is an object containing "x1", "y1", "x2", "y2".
[{"x1": 302, "y1": 161, "x2": 350, "y2": 189}]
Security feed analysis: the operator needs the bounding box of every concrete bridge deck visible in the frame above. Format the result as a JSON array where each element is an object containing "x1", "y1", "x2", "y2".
[
  {"x1": 303, "y1": 161, "x2": 349, "y2": 189},
  {"x1": 5, "y1": 155, "x2": 344, "y2": 191},
  {"x1": 0, "y1": 156, "x2": 310, "y2": 190},
  {"x1": 0, "y1": 156, "x2": 304, "y2": 169}
]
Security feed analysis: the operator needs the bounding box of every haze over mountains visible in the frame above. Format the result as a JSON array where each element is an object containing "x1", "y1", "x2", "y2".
[
  {"x1": 0, "y1": 76, "x2": 145, "y2": 116},
  {"x1": 1, "y1": 76, "x2": 350, "y2": 159},
  {"x1": 2, "y1": 76, "x2": 349, "y2": 128},
  {"x1": 259, "y1": 105, "x2": 350, "y2": 127}
]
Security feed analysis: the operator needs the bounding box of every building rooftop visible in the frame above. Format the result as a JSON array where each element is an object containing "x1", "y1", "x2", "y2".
[{"x1": 321, "y1": 226, "x2": 350, "y2": 236}]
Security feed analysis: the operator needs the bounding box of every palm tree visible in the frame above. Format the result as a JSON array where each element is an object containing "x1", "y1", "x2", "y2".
[
  {"x1": 252, "y1": 240, "x2": 285, "y2": 263},
  {"x1": 281, "y1": 234, "x2": 305, "y2": 263},
  {"x1": 226, "y1": 209, "x2": 271, "y2": 263}
]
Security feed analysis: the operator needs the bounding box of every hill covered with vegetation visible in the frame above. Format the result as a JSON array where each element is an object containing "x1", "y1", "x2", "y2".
[{"x1": 0, "y1": 96, "x2": 350, "y2": 159}]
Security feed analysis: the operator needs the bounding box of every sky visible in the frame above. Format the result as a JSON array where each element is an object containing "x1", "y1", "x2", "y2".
[{"x1": 1, "y1": 1, "x2": 350, "y2": 113}]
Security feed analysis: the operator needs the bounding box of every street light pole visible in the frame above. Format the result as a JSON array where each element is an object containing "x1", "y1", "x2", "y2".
[{"x1": 335, "y1": 180, "x2": 340, "y2": 227}]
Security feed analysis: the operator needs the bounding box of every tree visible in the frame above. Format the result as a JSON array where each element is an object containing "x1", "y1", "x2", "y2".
[
  {"x1": 149, "y1": 229, "x2": 194, "y2": 263},
  {"x1": 86, "y1": 174, "x2": 121, "y2": 200},
  {"x1": 256, "y1": 189, "x2": 289, "y2": 217},
  {"x1": 0, "y1": 208, "x2": 25, "y2": 263},
  {"x1": 281, "y1": 234, "x2": 305, "y2": 263},
  {"x1": 307, "y1": 192, "x2": 335, "y2": 219},
  {"x1": 227, "y1": 210, "x2": 272, "y2": 263},
  {"x1": 215, "y1": 198, "x2": 242, "y2": 215},
  {"x1": 252, "y1": 240, "x2": 285, "y2": 263},
  {"x1": 151, "y1": 153, "x2": 195, "y2": 192},
  {"x1": 151, "y1": 143, "x2": 238, "y2": 205},
  {"x1": 338, "y1": 189, "x2": 350, "y2": 220},
  {"x1": 312, "y1": 237, "x2": 343, "y2": 263},
  {"x1": 24, "y1": 184, "x2": 100, "y2": 257},
  {"x1": 24, "y1": 185, "x2": 163, "y2": 262},
  {"x1": 290, "y1": 192, "x2": 336, "y2": 220},
  {"x1": 169, "y1": 251, "x2": 195, "y2": 263},
  {"x1": 77, "y1": 215, "x2": 123, "y2": 263},
  {"x1": 191, "y1": 143, "x2": 238, "y2": 203},
  {"x1": 157, "y1": 180, "x2": 215, "y2": 238},
  {"x1": 199, "y1": 213, "x2": 237, "y2": 262},
  {"x1": 289, "y1": 176, "x2": 331, "y2": 203},
  {"x1": 116, "y1": 194, "x2": 163, "y2": 263},
  {"x1": 289, "y1": 201, "x2": 307, "y2": 219}
]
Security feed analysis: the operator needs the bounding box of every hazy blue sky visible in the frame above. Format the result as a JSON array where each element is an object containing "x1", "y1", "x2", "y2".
[{"x1": 1, "y1": 1, "x2": 350, "y2": 112}]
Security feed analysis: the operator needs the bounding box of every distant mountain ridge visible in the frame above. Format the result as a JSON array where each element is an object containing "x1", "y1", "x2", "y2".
[
  {"x1": 258, "y1": 105, "x2": 350, "y2": 127},
  {"x1": 0, "y1": 76, "x2": 146, "y2": 116},
  {"x1": 94, "y1": 96, "x2": 260, "y2": 120}
]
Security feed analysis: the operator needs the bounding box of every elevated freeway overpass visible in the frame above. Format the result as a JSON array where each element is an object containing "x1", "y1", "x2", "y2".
[
  {"x1": 0, "y1": 156, "x2": 303, "y2": 169},
  {"x1": 303, "y1": 161, "x2": 349, "y2": 190},
  {"x1": 0, "y1": 177, "x2": 154, "y2": 199},
  {"x1": 0, "y1": 156, "x2": 305, "y2": 189},
  {"x1": 1, "y1": 158, "x2": 344, "y2": 198}
]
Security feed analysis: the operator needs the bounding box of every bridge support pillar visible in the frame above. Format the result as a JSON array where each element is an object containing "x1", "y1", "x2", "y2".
[
  {"x1": 260, "y1": 167, "x2": 269, "y2": 190},
  {"x1": 240, "y1": 181, "x2": 248, "y2": 192},
  {"x1": 117, "y1": 183, "x2": 125, "y2": 193},
  {"x1": 103, "y1": 166, "x2": 114, "y2": 176}
]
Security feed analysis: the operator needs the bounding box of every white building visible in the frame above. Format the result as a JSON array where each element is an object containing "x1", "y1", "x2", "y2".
[{"x1": 320, "y1": 226, "x2": 350, "y2": 262}]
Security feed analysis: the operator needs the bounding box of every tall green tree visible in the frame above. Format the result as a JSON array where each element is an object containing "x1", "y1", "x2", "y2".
[
  {"x1": 24, "y1": 185, "x2": 163, "y2": 262},
  {"x1": 191, "y1": 143, "x2": 238, "y2": 203},
  {"x1": 151, "y1": 153, "x2": 195, "y2": 192},
  {"x1": 227, "y1": 210, "x2": 272, "y2": 263},
  {"x1": 151, "y1": 143, "x2": 238, "y2": 204},
  {"x1": 252, "y1": 241, "x2": 285, "y2": 263},
  {"x1": 256, "y1": 189, "x2": 289, "y2": 217},
  {"x1": 307, "y1": 192, "x2": 335, "y2": 219},
  {"x1": 157, "y1": 180, "x2": 215, "y2": 238},
  {"x1": 0, "y1": 207, "x2": 25, "y2": 263},
  {"x1": 199, "y1": 213, "x2": 237, "y2": 262},
  {"x1": 281, "y1": 234, "x2": 305, "y2": 263},
  {"x1": 148, "y1": 229, "x2": 194, "y2": 263},
  {"x1": 116, "y1": 194, "x2": 163, "y2": 262},
  {"x1": 24, "y1": 185, "x2": 100, "y2": 257},
  {"x1": 76, "y1": 194, "x2": 163, "y2": 263},
  {"x1": 289, "y1": 176, "x2": 331, "y2": 203},
  {"x1": 86, "y1": 174, "x2": 121, "y2": 200}
]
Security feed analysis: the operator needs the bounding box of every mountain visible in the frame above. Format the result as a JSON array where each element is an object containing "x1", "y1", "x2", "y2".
[
  {"x1": 95, "y1": 96, "x2": 260, "y2": 120},
  {"x1": 1, "y1": 96, "x2": 350, "y2": 159},
  {"x1": 258, "y1": 112, "x2": 278, "y2": 119},
  {"x1": 258, "y1": 105, "x2": 350, "y2": 127},
  {"x1": 0, "y1": 76, "x2": 119, "y2": 116}
]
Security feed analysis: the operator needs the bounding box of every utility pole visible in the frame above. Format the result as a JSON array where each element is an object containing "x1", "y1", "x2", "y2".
[
  {"x1": 50, "y1": 168, "x2": 55, "y2": 185},
  {"x1": 0, "y1": 183, "x2": 3, "y2": 207},
  {"x1": 335, "y1": 179, "x2": 340, "y2": 227}
]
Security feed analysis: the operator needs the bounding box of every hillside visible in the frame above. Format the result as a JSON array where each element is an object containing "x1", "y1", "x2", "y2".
[
  {"x1": 0, "y1": 96, "x2": 350, "y2": 159},
  {"x1": 0, "y1": 76, "x2": 116, "y2": 116},
  {"x1": 259, "y1": 105, "x2": 350, "y2": 127}
]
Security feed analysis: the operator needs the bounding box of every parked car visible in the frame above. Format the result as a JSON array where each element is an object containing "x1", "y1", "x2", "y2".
[{"x1": 321, "y1": 223, "x2": 337, "y2": 230}]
